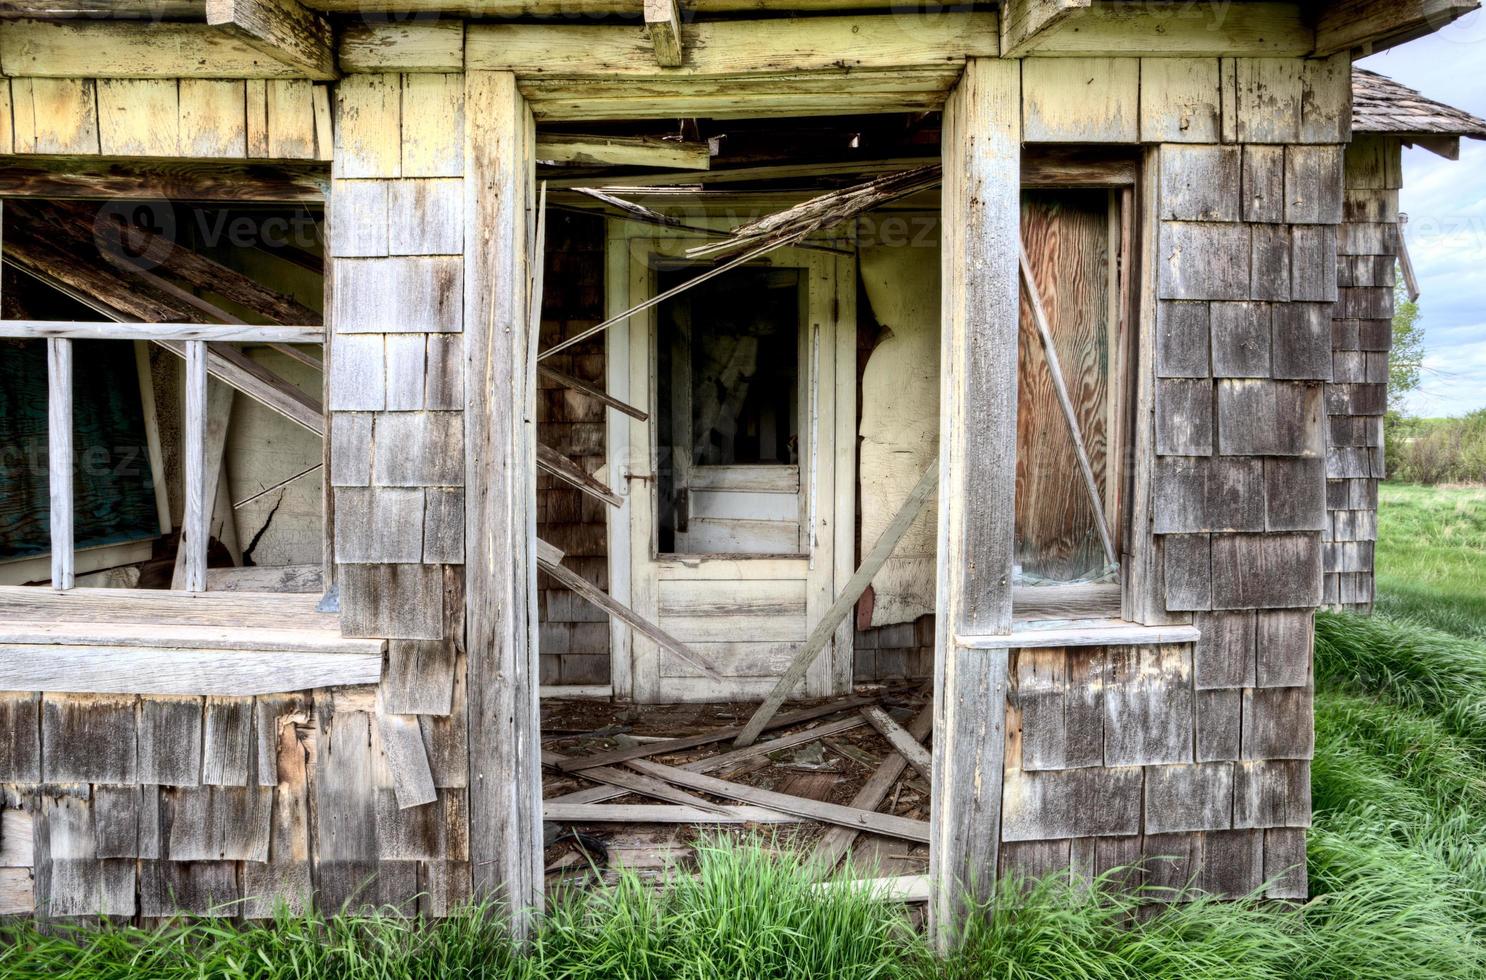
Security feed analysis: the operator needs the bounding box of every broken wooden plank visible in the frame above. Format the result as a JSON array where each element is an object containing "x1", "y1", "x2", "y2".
[
  {"x1": 538, "y1": 551, "x2": 722, "y2": 680},
  {"x1": 539, "y1": 364, "x2": 649, "y2": 421},
  {"x1": 555, "y1": 695, "x2": 874, "y2": 773},
  {"x1": 625, "y1": 758, "x2": 932, "y2": 843},
  {"x1": 1001, "y1": 0, "x2": 1092, "y2": 58},
  {"x1": 537, "y1": 442, "x2": 622, "y2": 508},
  {"x1": 542, "y1": 749, "x2": 734, "y2": 816},
  {"x1": 546, "y1": 714, "x2": 870, "y2": 807},
  {"x1": 860, "y1": 705, "x2": 932, "y2": 782},
  {"x1": 537, "y1": 132, "x2": 708, "y2": 170},
  {"x1": 644, "y1": 0, "x2": 684, "y2": 67},
  {"x1": 734, "y1": 460, "x2": 938, "y2": 747},
  {"x1": 205, "y1": 0, "x2": 337, "y2": 80},
  {"x1": 205, "y1": 564, "x2": 323, "y2": 593},
  {"x1": 815, "y1": 874, "x2": 931, "y2": 903},
  {"x1": 47, "y1": 337, "x2": 73, "y2": 590},
  {"x1": 957, "y1": 621, "x2": 1201, "y2": 650},
  {"x1": 542, "y1": 803, "x2": 800, "y2": 824},
  {"x1": 815, "y1": 701, "x2": 932, "y2": 873}
]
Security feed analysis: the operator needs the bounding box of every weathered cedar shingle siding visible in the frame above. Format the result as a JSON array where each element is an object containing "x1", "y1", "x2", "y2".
[{"x1": 1324, "y1": 133, "x2": 1397, "y2": 612}]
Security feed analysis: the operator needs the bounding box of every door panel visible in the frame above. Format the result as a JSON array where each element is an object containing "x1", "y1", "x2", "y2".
[{"x1": 613, "y1": 230, "x2": 855, "y2": 702}]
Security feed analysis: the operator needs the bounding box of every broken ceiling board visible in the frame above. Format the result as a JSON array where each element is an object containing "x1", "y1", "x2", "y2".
[
  {"x1": 1021, "y1": 57, "x2": 1138, "y2": 143},
  {"x1": 536, "y1": 132, "x2": 709, "y2": 170},
  {"x1": 339, "y1": 19, "x2": 465, "y2": 73},
  {"x1": 466, "y1": 13, "x2": 998, "y2": 77},
  {"x1": 205, "y1": 0, "x2": 337, "y2": 80},
  {"x1": 1025, "y1": 2, "x2": 1312, "y2": 57},
  {"x1": 0, "y1": 20, "x2": 315, "y2": 78}
]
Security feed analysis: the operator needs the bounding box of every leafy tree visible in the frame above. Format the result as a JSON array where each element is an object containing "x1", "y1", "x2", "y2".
[{"x1": 1390, "y1": 275, "x2": 1425, "y2": 414}]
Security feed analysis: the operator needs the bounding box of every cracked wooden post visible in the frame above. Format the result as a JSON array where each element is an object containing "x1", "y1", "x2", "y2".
[
  {"x1": 464, "y1": 69, "x2": 543, "y2": 936},
  {"x1": 930, "y1": 57, "x2": 1020, "y2": 953}
]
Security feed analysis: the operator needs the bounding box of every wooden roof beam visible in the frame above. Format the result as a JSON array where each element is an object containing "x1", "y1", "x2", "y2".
[
  {"x1": 644, "y1": 0, "x2": 683, "y2": 67},
  {"x1": 1314, "y1": 0, "x2": 1481, "y2": 57},
  {"x1": 1000, "y1": 0, "x2": 1091, "y2": 58},
  {"x1": 206, "y1": 0, "x2": 337, "y2": 79}
]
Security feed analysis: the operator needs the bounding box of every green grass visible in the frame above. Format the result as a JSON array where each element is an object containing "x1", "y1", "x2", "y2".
[
  {"x1": 5, "y1": 482, "x2": 1486, "y2": 978},
  {"x1": 1373, "y1": 483, "x2": 1486, "y2": 641}
]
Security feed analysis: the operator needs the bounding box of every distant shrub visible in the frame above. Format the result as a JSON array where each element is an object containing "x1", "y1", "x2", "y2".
[{"x1": 1387, "y1": 409, "x2": 1486, "y2": 485}]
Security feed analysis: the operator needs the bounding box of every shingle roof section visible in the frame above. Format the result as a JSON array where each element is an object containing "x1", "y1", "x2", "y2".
[{"x1": 1352, "y1": 67, "x2": 1486, "y2": 139}]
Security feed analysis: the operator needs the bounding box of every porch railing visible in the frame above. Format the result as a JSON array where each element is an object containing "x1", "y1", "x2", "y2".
[{"x1": 0, "y1": 320, "x2": 324, "y2": 592}]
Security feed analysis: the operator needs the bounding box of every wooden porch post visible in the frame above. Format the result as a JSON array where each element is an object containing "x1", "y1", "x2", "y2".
[
  {"x1": 464, "y1": 69, "x2": 542, "y2": 933},
  {"x1": 930, "y1": 57, "x2": 1021, "y2": 952}
]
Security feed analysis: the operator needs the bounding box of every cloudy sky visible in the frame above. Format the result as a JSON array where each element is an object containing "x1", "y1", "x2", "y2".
[{"x1": 1359, "y1": 13, "x2": 1486, "y2": 418}]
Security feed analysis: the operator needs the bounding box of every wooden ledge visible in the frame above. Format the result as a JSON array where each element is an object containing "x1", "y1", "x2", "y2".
[{"x1": 957, "y1": 619, "x2": 1200, "y2": 651}]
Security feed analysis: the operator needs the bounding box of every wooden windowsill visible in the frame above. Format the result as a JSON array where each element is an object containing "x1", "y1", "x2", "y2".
[
  {"x1": 957, "y1": 619, "x2": 1200, "y2": 651},
  {"x1": 0, "y1": 585, "x2": 382, "y2": 696}
]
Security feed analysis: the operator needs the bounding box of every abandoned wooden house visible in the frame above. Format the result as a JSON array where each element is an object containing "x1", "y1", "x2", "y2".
[{"x1": 0, "y1": 0, "x2": 1482, "y2": 946}]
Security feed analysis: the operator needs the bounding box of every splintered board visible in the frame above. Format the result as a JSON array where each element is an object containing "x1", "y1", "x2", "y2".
[{"x1": 1015, "y1": 190, "x2": 1126, "y2": 583}]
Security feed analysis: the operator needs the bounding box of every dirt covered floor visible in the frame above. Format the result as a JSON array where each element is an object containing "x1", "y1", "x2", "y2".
[{"x1": 540, "y1": 684, "x2": 931, "y2": 889}]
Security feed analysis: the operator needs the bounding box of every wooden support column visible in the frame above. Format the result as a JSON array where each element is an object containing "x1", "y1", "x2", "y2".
[
  {"x1": 47, "y1": 338, "x2": 73, "y2": 590},
  {"x1": 463, "y1": 70, "x2": 541, "y2": 934},
  {"x1": 930, "y1": 57, "x2": 1021, "y2": 952},
  {"x1": 182, "y1": 339, "x2": 209, "y2": 593}
]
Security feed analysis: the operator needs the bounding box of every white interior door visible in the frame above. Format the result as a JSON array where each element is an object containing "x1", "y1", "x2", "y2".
[{"x1": 608, "y1": 230, "x2": 856, "y2": 703}]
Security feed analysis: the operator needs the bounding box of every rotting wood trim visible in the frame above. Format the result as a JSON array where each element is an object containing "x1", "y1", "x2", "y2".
[
  {"x1": 0, "y1": 19, "x2": 324, "y2": 78},
  {"x1": 814, "y1": 874, "x2": 931, "y2": 903},
  {"x1": 377, "y1": 709, "x2": 439, "y2": 809},
  {"x1": 1314, "y1": 0, "x2": 1480, "y2": 58},
  {"x1": 206, "y1": 0, "x2": 338, "y2": 80},
  {"x1": 643, "y1": 0, "x2": 684, "y2": 68},
  {"x1": 733, "y1": 459, "x2": 938, "y2": 747}
]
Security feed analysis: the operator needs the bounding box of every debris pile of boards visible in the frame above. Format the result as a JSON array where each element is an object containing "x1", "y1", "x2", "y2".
[{"x1": 539, "y1": 689, "x2": 933, "y2": 890}]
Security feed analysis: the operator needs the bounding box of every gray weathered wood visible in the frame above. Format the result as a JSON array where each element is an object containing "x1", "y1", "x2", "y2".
[
  {"x1": 1103, "y1": 645, "x2": 1194, "y2": 767},
  {"x1": 734, "y1": 459, "x2": 937, "y2": 747},
  {"x1": 1155, "y1": 300, "x2": 1210, "y2": 378},
  {"x1": 814, "y1": 701, "x2": 932, "y2": 873},
  {"x1": 378, "y1": 710, "x2": 439, "y2": 810},
  {"x1": 47, "y1": 337, "x2": 73, "y2": 590},
  {"x1": 1143, "y1": 762, "x2": 1234, "y2": 834},
  {"x1": 1211, "y1": 532, "x2": 1323, "y2": 609},
  {"x1": 626, "y1": 758, "x2": 931, "y2": 842},
  {"x1": 860, "y1": 705, "x2": 933, "y2": 782},
  {"x1": 1210, "y1": 301, "x2": 1272, "y2": 378},
  {"x1": 1154, "y1": 378, "x2": 1214, "y2": 456},
  {"x1": 1192, "y1": 611, "x2": 1257, "y2": 689},
  {"x1": 463, "y1": 68, "x2": 542, "y2": 933},
  {"x1": 1000, "y1": 765, "x2": 1143, "y2": 841},
  {"x1": 542, "y1": 803, "x2": 800, "y2": 824},
  {"x1": 383, "y1": 639, "x2": 457, "y2": 715},
  {"x1": 543, "y1": 749, "x2": 734, "y2": 816},
  {"x1": 0, "y1": 321, "x2": 323, "y2": 343},
  {"x1": 41, "y1": 694, "x2": 137, "y2": 784},
  {"x1": 932, "y1": 59, "x2": 1021, "y2": 950},
  {"x1": 1241, "y1": 685, "x2": 1315, "y2": 760},
  {"x1": 138, "y1": 695, "x2": 204, "y2": 785},
  {"x1": 201, "y1": 696, "x2": 254, "y2": 786},
  {"x1": 181, "y1": 340, "x2": 209, "y2": 592},
  {"x1": 538, "y1": 552, "x2": 722, "y2": 680},
  {"x1": 538, "y1": 364, "x2": 648, "y2": 421},
  {"x1": 0, "y1": 645, "x2": 383, "y2": 695},
  {"x1": 556, "y1": 696, "x2": 872, "y2": 773},
  {"x1": 957, "y1": 621, "x2": 1201, "y2": 650},
  {"x1": 536, "y1": 442, "x2": 622, "y2": 507},
  {"x1": 1233, "y1": 759, "x2": 1310, "y2": 828}
]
